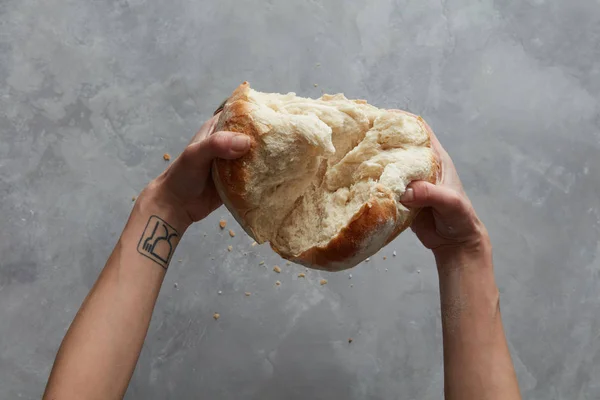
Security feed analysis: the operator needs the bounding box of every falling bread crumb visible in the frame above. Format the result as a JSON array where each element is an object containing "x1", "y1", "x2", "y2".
[
  {"x1": 320, "y1": 279, "x2": 328, "y2": 286},
  {"x1": 213, "y1": 312, "x2": 220, "y2": 320},
  {"x1": 273, "y1": 266, "x2": 281, "y2": 273},
  {"x1": 163, "y1": 153, "x2": 171, "y2": 161},
  {"x1": 275, "y1": 281, "x2": 281, "y2": 286},
  {"x1": 219, "y1": 220, "x2": 227, "y2": 229},
  {"x1": 229, "y1": 230, "x2": 235, "y2": 237},
  {"x1": 298, "y1": 273, "x2": 306, "y2": 278},
  {"x1": 227, "y1": 245, "x2": 232, "y2": 252}
]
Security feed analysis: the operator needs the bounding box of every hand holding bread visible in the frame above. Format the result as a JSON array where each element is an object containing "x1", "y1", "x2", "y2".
[
  {"x1": 153, "y1": 82, "x2": 486, "y2": 271},
  {"x1": 399, "y1": 120, "x2": 489, "y2": 261}
]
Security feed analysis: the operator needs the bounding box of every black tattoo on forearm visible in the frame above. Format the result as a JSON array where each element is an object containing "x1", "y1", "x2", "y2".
[{"x1": 137, "y1": 215, "x2": 179, "y2": 269}]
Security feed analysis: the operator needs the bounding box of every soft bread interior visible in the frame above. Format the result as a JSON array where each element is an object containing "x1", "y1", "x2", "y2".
[{"x1": 240, "y1": 89, "x2": 434, "y2": 256}]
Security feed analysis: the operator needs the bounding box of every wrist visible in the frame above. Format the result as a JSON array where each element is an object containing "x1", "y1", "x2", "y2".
[
  {"x1": 434, "y1": 231, "x2": 492, "y2": 272},
  {"x1": 136, "y1": 181, "x2": 192, "y2": 234},
  {"x1": 435, "y1": 234, "x2": 499, "y2": 304},
  {"x1": 432, "y1": 212, "x2": 492, "y2": 266}
]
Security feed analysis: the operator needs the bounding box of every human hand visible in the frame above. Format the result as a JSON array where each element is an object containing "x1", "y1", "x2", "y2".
[
  {"x1": 399, "y1": 115, "x2": 489, "y2": 259},
  {"x1": 143, "y1": 114, "x2": 251, "y2": 231}
]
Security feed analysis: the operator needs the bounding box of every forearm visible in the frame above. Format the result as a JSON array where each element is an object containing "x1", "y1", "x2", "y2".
[
  {"x1": 436, "y1": 241, "x2": 521, "y2": 400},
  {"x1": 44, "y1": 185, "x2": 188, "y2": 400}
]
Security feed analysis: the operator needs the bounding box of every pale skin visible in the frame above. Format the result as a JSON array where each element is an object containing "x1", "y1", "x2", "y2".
[{"x1": 43, "y1": 114, "x2": 521, "y2": 400}]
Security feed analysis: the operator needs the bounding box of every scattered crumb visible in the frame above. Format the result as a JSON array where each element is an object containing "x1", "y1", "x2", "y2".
[
  {"x1": 365, "y1": 258, "x2": 370, "y2": 262},
  {"x1": 417, "y1": 269, "x2": 421, "y2": 274},
  {"x1": 213, "y1": 312, "x2": 220, "y2": 320},
  {"x1": 348, "y1": 274, "x2": 352, "y2": 279},
  {"x1": 298, "y1": 273, "x2": 306, "y2": 278},
  {"x1": 348, "y1": 338, "x2": 353, "y2": 344},
  {"x1": 178, "y1": 259, "x2": 183, "y2": 263},
  {"x1": 227, "y1": 245, "x2": 232, "y2": 252},
  {"x1": 314, "y1": 83, "x2": 318, "y2": 87},
  {"x1": 163, "y1": 153, "x2": 171, "y2": 161},
  {"x1": 218, "y1": 290, "x2": 222, "y2": 295},
  {"x1": 286, "y1": 261, "x2": 291, "y2": 266},
  {"x1": 251, "y1": 241, "x2": 257, "y2": 246},
  {"x1": 320, "y1": 279, "x2": 328, "y2": 286},
  {"x1": 259, "y1": 261, "x2": 265, "y2": 265},
  {"x1": 245, "y1": 292, "x2": 251, "y2": 296},
  {"x1": 393, "y1": 251, "x2": 397, "y2": 257},
  {"x1": 275, "y1": 280, "x2": 281, "y2": 286},
  {"x1": 229, "y1": 229, "x2": 235, "y2": 237},
  {"x1": 174, "y1": 282, "x2": 178, "y2": 289},
  {"x1": 219, "y1": 220, "x2": 227, "y2": 229},
  {"x1": 273, "y1": 266, "x2": 281, "y2": 273},
  {"x1": 383, "y1": 256, "x2": 387, "y2": 260},
  {"x1": 132, "y1": 196, "x2": 136, "y2": 202}
]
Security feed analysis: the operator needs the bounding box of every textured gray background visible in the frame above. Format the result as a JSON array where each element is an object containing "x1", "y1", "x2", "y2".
[{"x1": 1, "y1": 0, "x2": 599, "y2": 399}]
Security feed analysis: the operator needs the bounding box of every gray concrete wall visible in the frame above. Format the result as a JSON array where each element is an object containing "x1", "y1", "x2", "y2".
[{"x1": 1, "y1": 0, "x2": 599, "y2": 398}]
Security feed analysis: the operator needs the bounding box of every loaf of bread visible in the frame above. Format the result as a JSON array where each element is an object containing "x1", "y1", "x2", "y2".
[{"x1": 212, "y1": 82, "x2": 439, "y2": 271}]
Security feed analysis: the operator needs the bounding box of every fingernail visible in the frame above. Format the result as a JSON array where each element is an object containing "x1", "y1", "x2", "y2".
[
  {"x1": 231, "y1": 135, "x2": 250, "y2": 151},
  {"x1": 401, "y1": 188, "x2": 414, "y2": 202}
]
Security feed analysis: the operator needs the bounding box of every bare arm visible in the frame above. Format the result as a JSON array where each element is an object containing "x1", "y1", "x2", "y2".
[
  {"x1": 401, "y1": 126, "x2": 521, "y2": 399},
  {"x1": 43, "y1": 116, "x2": 250, "y2": 400},
  {"x1": 436, "y1": 244, "x2": 519, "y2": 399},
  {"x1": 43, "y1": 190, "x2": 184, "y2": 400}
]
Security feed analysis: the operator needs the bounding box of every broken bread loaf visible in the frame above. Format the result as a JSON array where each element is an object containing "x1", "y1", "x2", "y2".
[{"x1": 212, "y1": 82, "x2": 439, "y2": 271}]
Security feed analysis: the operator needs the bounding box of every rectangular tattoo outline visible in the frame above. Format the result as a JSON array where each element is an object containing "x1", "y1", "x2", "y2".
[{"x1": 137, "y1": 215, "x2": 180, "y2": 270}]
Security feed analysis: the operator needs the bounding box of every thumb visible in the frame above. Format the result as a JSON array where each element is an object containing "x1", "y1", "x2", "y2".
[
  {"x1": 181, "y1": 131, "x2": 251, "y2": 170},
  {"x1": 400, "y1": 181, "x2": 468, "y2": 217}
]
